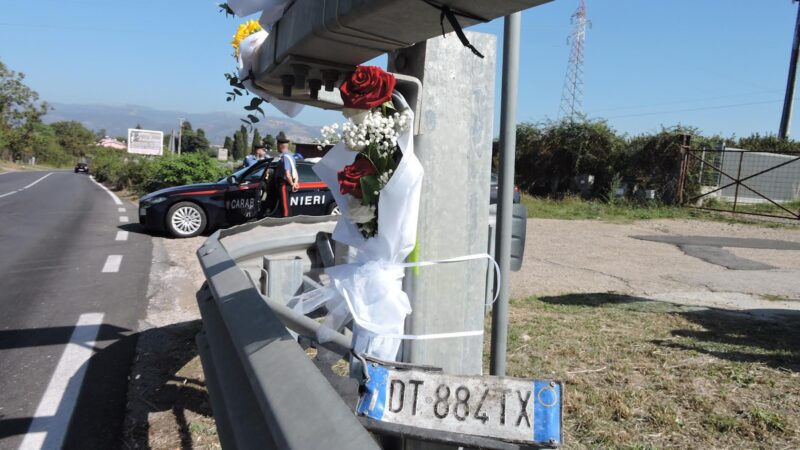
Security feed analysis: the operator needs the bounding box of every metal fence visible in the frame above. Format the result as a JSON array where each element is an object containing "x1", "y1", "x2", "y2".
[{"x1": 679, "y1": 148, "x2": 800, "y2": 220}]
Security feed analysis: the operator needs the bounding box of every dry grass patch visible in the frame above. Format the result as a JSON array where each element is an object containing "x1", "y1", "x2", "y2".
[{"x1": 486, "y1": 294, "x2": 800, "y2": 450}]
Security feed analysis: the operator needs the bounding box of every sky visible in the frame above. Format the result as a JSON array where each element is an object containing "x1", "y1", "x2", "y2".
[{"x1": 1, "y1": 0, "x2": 799, "y2": 141}]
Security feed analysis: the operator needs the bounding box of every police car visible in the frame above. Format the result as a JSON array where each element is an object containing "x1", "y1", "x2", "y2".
[{"x1": 138, "y1": 158, "x2": 338, "y2": 238}]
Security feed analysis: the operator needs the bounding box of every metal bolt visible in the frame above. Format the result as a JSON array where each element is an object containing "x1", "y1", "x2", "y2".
[
  {"x1": 308, "y1": 78, "x2": 322, "y2": 100},
  {"x1": 291, "y1": 64, "x2": 310, "y2": 89},
  {"x1": 550, "y1": 381, "x2": 556, "y2": 387},
  {"x1": 280, "y1": 74, "x2": 295, "y2": 97},
  {"x1": 321, "y1": 69, "x2": 339, "y2": 91},
  {"x1": 548, "y1": 438, "x2": 557, "y2": 446}
]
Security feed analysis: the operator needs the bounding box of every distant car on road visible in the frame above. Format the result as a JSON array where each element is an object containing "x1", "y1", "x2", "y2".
[
  {"x1": 490, "y1": 174, "x2": 521, "y2": 204},
  {"x1": 74, "y1": 162, "x2": 89, "y2": 174},
  {"x1": 138, "y1": 158, "x2": 338, "y2": 238}
]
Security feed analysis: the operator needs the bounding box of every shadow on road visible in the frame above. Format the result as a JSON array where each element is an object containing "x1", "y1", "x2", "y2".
[
  {"x1": 0, "y1": 321, "x2": 212, "y2": 450},
  {"x1": 539, "y1": 293, "x2": 800, "y2": 373}
]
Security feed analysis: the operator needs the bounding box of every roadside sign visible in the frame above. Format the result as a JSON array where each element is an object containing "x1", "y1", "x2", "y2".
[
  {"x1": 127, "y1": 129, "x2": 164, "y2": 156},
  {"x1": 218, "y1": 148, "x2": 229, "y2": 161},
  {"x1": 357, "y1": 364, "x2": 562, "y2": 446}
]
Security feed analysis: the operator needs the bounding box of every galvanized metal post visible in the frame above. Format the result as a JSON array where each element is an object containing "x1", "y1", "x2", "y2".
[
  {"x1": 733, "y1": 151, "x2": 745, "y2": 213},
  {"x1": 490, "y1": 12, "x2": 521, "y2": 378},
  {"x1": 780, "y1": 0, "x2": 800, "y2": 139},
  {"x1": 389, "y1": 31, "x2": 497, "y2": 377}
]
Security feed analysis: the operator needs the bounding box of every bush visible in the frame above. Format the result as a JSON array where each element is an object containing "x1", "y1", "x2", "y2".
[
  {"x1": 88, "y1": 150, "x2": 227, "y2": 195},
  {"x1": 514, "y1": 119, "x2": 624, "y2": 198}
]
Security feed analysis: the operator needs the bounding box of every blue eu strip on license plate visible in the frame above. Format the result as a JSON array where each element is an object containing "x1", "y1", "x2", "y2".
[{"x1": 357, "y1": 364, "x2": 562, "y2": 446}]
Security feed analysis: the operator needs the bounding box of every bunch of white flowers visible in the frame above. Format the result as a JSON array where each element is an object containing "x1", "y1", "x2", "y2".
[
  {"x1": 319, "y1": 123, "x2": 340, "y2": 146},
  {"x1": 340, "y1": 109, "x2": 412, "y2": 154}
]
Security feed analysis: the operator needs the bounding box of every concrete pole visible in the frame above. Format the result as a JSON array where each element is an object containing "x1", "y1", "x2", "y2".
[
  {"x1": 389, "y1": 31, "x2": 497, "y2": 377},
  {"x1": 490, "y1": 13, "x2": 521, "y2": 377},
  {"x1": 779, "y1": 1, "x2": 800, "y2": 139},
  {"x1": 177, "y1": 118, "x2": 185, "y2": 155}
]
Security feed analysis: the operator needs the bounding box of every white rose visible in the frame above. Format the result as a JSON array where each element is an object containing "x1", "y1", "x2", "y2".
[{"x1": 345, "y1": 196, "x2": 376, "y2": 224}]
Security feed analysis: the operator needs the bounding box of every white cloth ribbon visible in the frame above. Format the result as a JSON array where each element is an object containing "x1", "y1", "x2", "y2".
[{"x1": 289, "y1": 252, "x2": 501, "y2": 357}]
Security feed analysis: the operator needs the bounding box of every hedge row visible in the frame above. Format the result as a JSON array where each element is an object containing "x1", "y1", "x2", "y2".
[
  {"x1": 90, "y1": 150, "x2": 227, "y2": 195},
  {"x1": 506, "y1": 120, "x2": 799, "y2": 204}
]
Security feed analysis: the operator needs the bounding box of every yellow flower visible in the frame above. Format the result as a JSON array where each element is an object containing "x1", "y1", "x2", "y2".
[{"x1": 232, "y1": 20, "x2": 262, "y2": 58}]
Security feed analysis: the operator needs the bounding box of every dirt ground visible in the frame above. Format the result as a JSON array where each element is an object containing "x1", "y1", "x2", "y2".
[
  {"x1": 120, "y1": 217, "x2": 800, "y2": 449},
  {"x1": 511, "y1": 219, "x2": 800, "y2": 312},
  {"x1": 120, "y1": 234, "x2": 215, "y2": 450}
]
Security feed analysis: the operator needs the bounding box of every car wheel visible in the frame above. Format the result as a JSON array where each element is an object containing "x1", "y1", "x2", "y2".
[
  {"x1": 166, "y1": 202, "x2": 206, "y2": 238},
  {"x1": 327, "y1": 203, "x2": 341, "y2": 215}
]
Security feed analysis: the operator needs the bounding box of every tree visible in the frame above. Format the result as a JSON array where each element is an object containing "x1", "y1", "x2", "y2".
[
  {"x1": 178, "y1": 121, "x2": 210, "y2": 153},
  {"x1": 0, "y1": 60, "x2": 49, "y2": 160},
  {"x1": 231, "y1": 132, "x2": 243, "y2": 161},
  {"x1": 513, "y1": 119, "x2": 623, "y2": 198},
  {"x1": 50, "y1": 121, "x2": 94, "y2": 157},
  {"x1": 251, "y1": 128, "x2": 262, "y2": 151},
  {"x1": 223, "y1": 136, "x2": 233, "y2": 153},
  {"x1": 236, "y1": 125, "x2": 248, "y2": 160},
  {"x1": 135, "y1": 123, "x2": 142, "y2": 130},
  {"x1": 264, "y1": 133, "x2": 276, "y2": 150}
]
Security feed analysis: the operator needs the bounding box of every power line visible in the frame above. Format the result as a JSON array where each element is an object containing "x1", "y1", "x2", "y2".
[
  {"x1": 601, "y1": 99, "x2": 787, "y2": 119},
  {"x1": 588, "y1": 89, "x2": 783, "y2": 114}
]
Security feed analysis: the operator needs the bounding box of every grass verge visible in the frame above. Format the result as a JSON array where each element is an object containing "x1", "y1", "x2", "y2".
[
  {"x1": 485, "y1": 294, "x2": 800, "y2": 449},
  {"x1": 521, "y1": 195, "x2": 800, "y2": 228},
  {"x1": 0, "y1": 160, "x2": 68, "y2": 172}
]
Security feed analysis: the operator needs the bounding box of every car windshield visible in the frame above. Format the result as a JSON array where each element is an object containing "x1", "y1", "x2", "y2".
[{"x1": 219, "y1": 159, "x2": 271, "y2": 183}]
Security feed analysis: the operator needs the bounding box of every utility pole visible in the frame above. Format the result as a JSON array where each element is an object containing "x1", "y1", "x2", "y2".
[
  {"x1": 490, "y1": 13, "x2": 521, "y2": 377},
  {"x1": 391, "y1": 32, "x2": 496, "y2": 378},
  {"x1": 177, "y1": 118, "x2": 185, "y2": 155},
  {"x1": 559, "y1": 0, "x2": 589, "y2": 120},
  {"x1": 780, "y1": 0, "x2": 800, "y2": 139}
]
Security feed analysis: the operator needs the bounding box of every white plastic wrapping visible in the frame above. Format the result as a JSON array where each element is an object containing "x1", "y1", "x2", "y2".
[
  {"x1": 228, "y1": 0, "x2": 291, "y2": 27},
  {"x1": 293, "y1": 93, "x2": 422, "y2": 361},
  {"x1": 237, "y1": 30, "x2": 304, "y2": 118}
]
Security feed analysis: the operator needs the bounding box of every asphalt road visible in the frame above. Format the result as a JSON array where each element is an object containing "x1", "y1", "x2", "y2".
[{"x1": 0, "y1": 170, "x2": 153, "y2": 449}]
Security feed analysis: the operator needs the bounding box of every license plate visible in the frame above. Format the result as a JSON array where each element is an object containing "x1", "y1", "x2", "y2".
[
  {"x1": 139, "y1": 207, "x2": 146, "y2": 216},
  {"x1": 357, "y1": 365, "x2": 562, "y2": 446}
]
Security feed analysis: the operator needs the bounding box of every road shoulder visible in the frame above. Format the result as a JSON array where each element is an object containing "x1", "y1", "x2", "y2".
[{"x1": 120, "y1": 235, "x2": 219, "y2": 449}]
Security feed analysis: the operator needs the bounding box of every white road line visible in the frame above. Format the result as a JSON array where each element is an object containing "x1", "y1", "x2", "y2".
[
  {"x1": 115, "y1": 230, "x2": 129, "y2": 241},
  {"x1": 18, "y1": 313, "x2": 105, "y2": 450},
  {"x1": 101, "y1": 255, "x2": 123, "y2": 273},
  {"x1": 89, "y1": 175, "x2": 123, "y2": 206},
  {"x1": 0, "y1": 173, "x2": 54, "y2": 199},
  {"x1": 117, "y1": 207, "x2": 126, "y2": 212},
  {"x1": 23, "y1": 172, "x2": 54, "y2": 189},
  {"x1": 119, "y1": 216, "x2": 129, "y2": 223}
]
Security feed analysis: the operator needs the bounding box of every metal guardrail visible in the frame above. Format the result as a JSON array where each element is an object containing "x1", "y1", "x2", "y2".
[
  {"x1": 196, "y1": 211, "x2": 532, "y2": 449},
  {"x1": 196, "y1": 216, "x2": 379, "y2": 450}
]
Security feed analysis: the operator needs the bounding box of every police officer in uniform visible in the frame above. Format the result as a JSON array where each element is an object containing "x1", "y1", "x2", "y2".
[{"x1": 274, "y1": 132, "x2": 299, "y2": 217}]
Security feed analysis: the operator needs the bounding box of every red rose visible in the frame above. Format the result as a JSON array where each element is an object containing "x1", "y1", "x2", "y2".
[
  {"x1": 339, "y1": 66, "x2": 396, "y2": 109},
  {"x1": 338, "y1": 159, "x2": 377, "y2": 199}
]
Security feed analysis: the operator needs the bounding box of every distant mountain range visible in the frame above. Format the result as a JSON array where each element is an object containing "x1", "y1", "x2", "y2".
[{"x1": 44, "y1": 103, "x2": 320, "y2": 145}]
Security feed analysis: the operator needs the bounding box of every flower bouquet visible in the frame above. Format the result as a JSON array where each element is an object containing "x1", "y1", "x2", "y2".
[
  {"x1": 229, "y1": 19, "x2": 304, "y2": 118},
  {"x1": 291, "y1": 66, "x2": 423, "y2": 362}
]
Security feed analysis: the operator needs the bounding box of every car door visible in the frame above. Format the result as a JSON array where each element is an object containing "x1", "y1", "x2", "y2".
[
  {"x1": 225, "y1": 164, "x2": 266, "y2": 224},
  {"x1": 286, "y1": 163, "x2": 334, "y2": 216}
]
